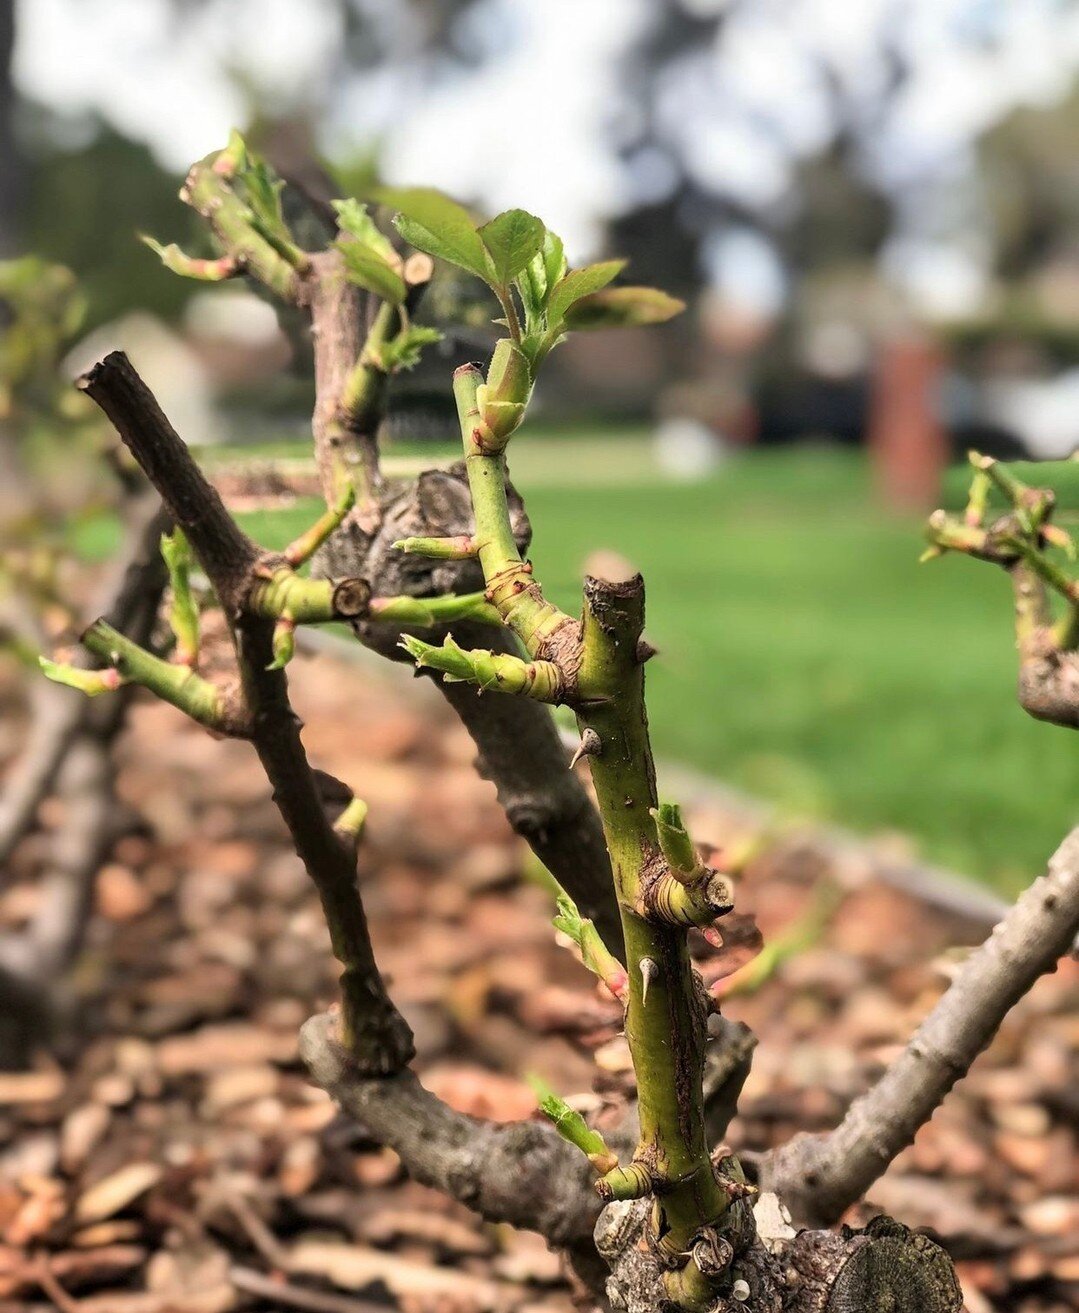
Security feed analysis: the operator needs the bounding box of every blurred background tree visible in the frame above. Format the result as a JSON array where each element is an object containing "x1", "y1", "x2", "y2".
[{"x1": 8, "y1": 0, "x2": 1079, "y2": 432}]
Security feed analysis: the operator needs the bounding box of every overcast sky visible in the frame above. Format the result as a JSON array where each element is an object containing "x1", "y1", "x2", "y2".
[{"x1": 15, "y1": 0, "x2": 1079, "y2": 314}]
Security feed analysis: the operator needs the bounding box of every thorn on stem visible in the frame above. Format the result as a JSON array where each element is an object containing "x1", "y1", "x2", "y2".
[
  {"x1": 569, "y1": 727, "x2": 602, "y2": 769},
  {"x1": 640, "y1": 957, "x2": 658, "y2": 1006}
]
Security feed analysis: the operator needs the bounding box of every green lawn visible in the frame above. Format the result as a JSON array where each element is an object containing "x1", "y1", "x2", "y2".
[{"x1": 238, "y1": 442, "x2": 1074, "y2": 894}]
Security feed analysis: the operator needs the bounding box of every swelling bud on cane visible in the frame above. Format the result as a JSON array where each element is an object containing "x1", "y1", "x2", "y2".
[{"x1": 475, "y1": 339, "x2": 531, "y2": 451}]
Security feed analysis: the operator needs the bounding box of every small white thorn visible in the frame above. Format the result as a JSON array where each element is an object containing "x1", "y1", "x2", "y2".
[
  {"x1": 569, "y1": 727, "x2": 602, "y2": 770},
  {"x1": 639, "y1": 957, "x2": 658, "y2": 1006}
]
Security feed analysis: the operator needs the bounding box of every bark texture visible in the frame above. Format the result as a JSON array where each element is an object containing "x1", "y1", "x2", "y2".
[
  {"x1": 299, "y1": 1011, "x2": 600, "y2": 1247},
  {"x1": 596, "y1": 1200, "x2": 961, "y2": 1313}
]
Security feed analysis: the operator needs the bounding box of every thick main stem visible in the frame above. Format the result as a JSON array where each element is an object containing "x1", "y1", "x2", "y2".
[
  {"x1": 452, "y1": 361, "x2": 733, "y2": 1302},
  {"x1": 577, "y1": 575, "x2": 730, "y2": 1267},
  {"x1": 304, "y1": 251, "x2": 386, "y2": 511}
]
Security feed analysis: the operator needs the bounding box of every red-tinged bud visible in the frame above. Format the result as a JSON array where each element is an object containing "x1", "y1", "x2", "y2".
[
  {"x1": 39, "y1": 658, "x2": 124, "y2": 697},
  {"x1": 214, "y1": 130, "x2": 245, "y2": 178},
  {"x1": 605, "y1": 966, "x2": 629, "y2": 1004},
  {"x1": 1042, "y1": 523, "x2": 1075, "y2": 555}
]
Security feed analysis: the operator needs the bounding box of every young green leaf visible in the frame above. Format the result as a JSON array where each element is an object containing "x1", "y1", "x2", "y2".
[
  {"x1": 518, "y1": 331, "x2": 549, "y2": 370},
  {"x1": 380, "y1": 324, "x2": 443, "y2": 373},
  {"x1": 380, "y1": 187, "x2": 488, "y2": 278},
  {"x1": 541, "y1": 230, "x2": 567, "y2": 294},
  {"x1": 478, "y1": 209, "x2": 546, "y2": 285},
  {"x1": 333, "y1": 199, "x2": 398, "y2": 264},
  {"x1": 547, "y1": 260, "x2": 627, "y2": 325},
  {"x1": 231, "y1": 140, "x2": 288, "y2": 239},
  {"x1": 160, "y1": 529, "x2": 200, "y2": 666},
  {"x1": 220, "y1": 132, "x2": 306, "y2": 267},
  {"x1": 552, "y1": 893, "x2": 629, "y2": 1001},
  {"x1": 337, "y1": 241, "x2": 407, "y2": 305},
  {"x1": 650, "y1": 802, "x2": 703, "y2": 880},
  {"x1": 563, "y1": 285, "x2": 685, "y2": 330},
  {"x1": 528, "y1": 1076, "x2": 617, "y2": 1172},
  {"x1": 333, "y1": 201, "x2": 407, "y2": 302},
  {"x1": 241, "y1": 165, "x2": 286, "y2": 238},
  {"x1": 517, "y1": 266, "x2": 546, "y2": 324},
  {"x1": 518, "y1": 230, "x2": 568, "y2": 325}
]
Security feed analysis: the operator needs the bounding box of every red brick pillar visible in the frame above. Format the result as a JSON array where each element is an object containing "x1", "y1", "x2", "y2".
[{"x1": 868, "y1": 334, "x2": 948, "y2": 511}]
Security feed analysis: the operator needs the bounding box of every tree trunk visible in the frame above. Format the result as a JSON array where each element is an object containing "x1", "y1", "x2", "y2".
[{"x1": 0, "y1": 0, "x2": 23, "y2": 257}]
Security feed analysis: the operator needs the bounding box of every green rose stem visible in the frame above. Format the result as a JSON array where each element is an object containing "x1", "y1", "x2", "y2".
[
  {"x1": 453, "y1": 365, "x2": 576, "y2": 658},
  {"x1": 575, "y1": 574, "x2": 733, "y2": 1262},
  {"x1": 367, "y1": 591, "x2": 500, "y2": 627},
  {"x1": 283, "y1": 478, "x2": 356, "y2": 569},
  {"x1": 339, "y1": 300, "x2": 398, "y2": 435},
  {"x1": 445, "y1": 361, "x2": 739, "y2": 1306},
  {"x1": 81, "y1": 619, "x2": 228, "y2": 730}
]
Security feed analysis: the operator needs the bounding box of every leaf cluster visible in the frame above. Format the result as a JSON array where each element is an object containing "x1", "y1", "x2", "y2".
[{"x1": 378, "y1": 186, "x2": 683, "y2": 370}]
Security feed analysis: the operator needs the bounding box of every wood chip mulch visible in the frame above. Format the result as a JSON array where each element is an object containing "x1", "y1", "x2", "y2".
[{"x1": 0, "y1": 652, "x2": 1075, "y2": 1313}]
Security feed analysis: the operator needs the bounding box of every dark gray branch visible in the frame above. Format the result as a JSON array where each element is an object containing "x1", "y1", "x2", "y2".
[
  {"x1": 78, "y1": 353, "x2": 258, "y2": 606},
  {"x1": 703, "y1": 1016, "x2": 757, "y2": 1147},
  {"x1": 763, "y1": 825, "x2": 1079, "y2": 1227},
  {"x1": 1006, "y1": 562, "x2": 1079, "y2": 729},
  {"x1": 443, "y1": 670, "x2": 623, "y2": 954},
  {"x1": 77, "y1": 352, "x2": 412, "y2": 1075},
  {"x1": 361, "y1": 614, "x2": 624, "y2": 958},
  {"x1": 299, "y1": 1011, "x2": 601, "y2": 1247}
]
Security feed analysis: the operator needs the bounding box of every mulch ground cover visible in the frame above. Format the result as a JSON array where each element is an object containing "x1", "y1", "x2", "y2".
[{"x1": 0, "y1": 650, "x2": 1075, "y2": 1313}]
